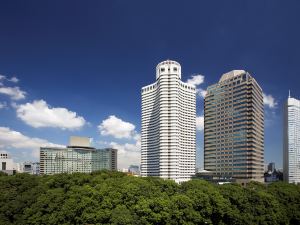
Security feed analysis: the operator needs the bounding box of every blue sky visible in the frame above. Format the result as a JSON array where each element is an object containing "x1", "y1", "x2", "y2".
[{"x1": 0, "y1": 0, "x2": 299, "y2": 169}]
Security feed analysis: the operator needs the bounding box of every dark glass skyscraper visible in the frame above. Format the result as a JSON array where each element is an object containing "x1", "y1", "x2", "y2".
[{"x1": 204, "y1": 70, "x2": 264, "y2": 183}]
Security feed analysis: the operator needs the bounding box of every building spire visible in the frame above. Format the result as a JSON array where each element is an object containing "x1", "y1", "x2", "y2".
[{"x1": 289, "y1": 90, "x2": 291, "y2": 98}]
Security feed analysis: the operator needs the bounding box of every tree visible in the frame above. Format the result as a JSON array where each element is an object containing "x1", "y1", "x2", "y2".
[{"x1": 1, "y1": 171, "x2": 299, "y2": 224}]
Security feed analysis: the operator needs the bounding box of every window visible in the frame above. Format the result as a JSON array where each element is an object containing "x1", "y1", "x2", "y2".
[
  {"x1": 173, "y1": 67, "x2": 177, "y2": 72},
  {"x1": 2, "y1": 162, "x2": 6, "y2": 170},
  {"x1": 161, "y1": 68, "x2": 165, "y2": 72}
]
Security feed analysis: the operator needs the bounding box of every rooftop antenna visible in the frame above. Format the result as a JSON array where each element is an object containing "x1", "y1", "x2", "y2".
[{"x1": 289, "y1": 90, "x2": 291, "y2": 98}]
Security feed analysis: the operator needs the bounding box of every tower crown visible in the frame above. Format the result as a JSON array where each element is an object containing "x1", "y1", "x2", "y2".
[
  {"x1": 156, "y1": 60, "x2": 181, "y2": 80},
  {"x1": 219, "y1": 70, "x2": 246, "y2": 82}
]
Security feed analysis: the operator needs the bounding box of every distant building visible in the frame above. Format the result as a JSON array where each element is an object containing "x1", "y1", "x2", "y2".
[
  {"x1": 0, "y1": 153, "x2": 16, "y2": 175},
  {"x1": 40, "y1": 136, "x2": 117, "y2": 175},
  {"x1": 121, "y1": 168, "x2": 129, "y2": 173},
  {"x1": 141, "y1": 60, "x2": 196, "y2": 183},
  {"x1": 267, "y1": 162, "x2": 275, "y2": 173},
  {"x1": 195, "y1": 168, "x2": 204, "y2": 173},
  {"x1": 128, "y1": 165, "x2": 140, "y2": 175},
  {"x1": 193, "y1": 169, "x2": 236, "y2": 184},
  {"x1": 23, "y1": 162, "x2": 33, "y2": 174},
  {"x1": 264, "y1": 163, "x2": 268, "y2": 173},
  {"x1": 21, "y1": 162, "x2": 40, "y2": 175},
  {"x1": 15, "y1": 163, "x2": 22, "y2": 173},
  {"x1": 283, "y1": 94, "x2": 300, "y2": 184},
  {"x1": 204, "y1": 70, "x2": 264, "y2": 184},
  {"x1": 33, "y1": 162, "x2": 40, "y2": 175},
  {"x1": 264, "y1": 162, "x2": 282, "y2": 183},
  {"x1": 264, "y1": 170, "x2": 282, "y2": 183}
]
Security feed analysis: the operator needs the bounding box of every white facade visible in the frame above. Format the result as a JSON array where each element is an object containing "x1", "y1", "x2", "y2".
[
  {"x1": 141, "y1": 60, "x2": 196, "y2": 183},
  {"x1": 0, "y1": 153, "x2": 16, "y2": 175},
  {"x1": 22, "y1": 162, "x2": 40, "y2": 175},
  {"x1": 284, "y1": 96, "x2": 300, "y2": 184}
]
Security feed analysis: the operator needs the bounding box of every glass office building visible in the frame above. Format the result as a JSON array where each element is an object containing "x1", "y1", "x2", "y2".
[
  {"x1": 204, "y1": 70, "x2": 264, "y2": 183},
  {"x1": 40, "y1": 137, "x2": 117, "y2": 175}
]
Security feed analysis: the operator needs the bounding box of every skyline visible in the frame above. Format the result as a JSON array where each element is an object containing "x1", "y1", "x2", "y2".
[{"x1": 1, "y1": 1, "x2": 300, "y2": 168}]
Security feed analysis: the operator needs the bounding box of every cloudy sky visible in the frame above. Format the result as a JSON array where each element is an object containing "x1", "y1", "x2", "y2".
[{"x1": 0, "y1": 0, "x2": 299, "y2": 169}]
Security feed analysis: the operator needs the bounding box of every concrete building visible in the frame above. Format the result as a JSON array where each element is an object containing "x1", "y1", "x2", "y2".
[
  {"x1": 193, "y1": 169, "x2": 236, "y2": 184},
  {"x1": 21, "y1": 162, "x2": 40, "y2": 175},
  {"x1": 283, "y1": 94, "x2": 300, "y2": 184},
  {"x1": 204, "y1": 70, "x2": 264, "y2": 183},
  {"x1": 128, "y1": 165, "x2": 140, "y2": 175},
  {"x1": 15, "y1": 163, "x2": 22, "y2": 173},
  {"x1": 23, "y1": 162, "x2": 33, "y2": 174},
  {"x1": 40, "y1": 136, "x2": 117, "y2": 175},
  {"x1": 0, "y1": 153, "x2": 16, "y2": 175},
  {"x1": 141, "y1": 60, "x2": 196, "y2": 183},
  {"x1": 267, "y1": 162, "x2": 275, "y2": 173}
]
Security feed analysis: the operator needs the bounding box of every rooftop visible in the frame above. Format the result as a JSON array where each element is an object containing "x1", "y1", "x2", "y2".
[{"x1": 219, "y1": 70, "x2": 246, "y2": 82}]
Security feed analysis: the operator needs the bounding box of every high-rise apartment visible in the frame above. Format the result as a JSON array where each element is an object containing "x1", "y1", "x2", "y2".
[
  {"x1": 40, "y1": 136, "x2": 117, "y2": 175},
  {"x1": 141, "y1": 60, "x2": 196, "y2": 183},
  {"x1": 204, "y1": 70, "x2": 264, "y2": 183},
  {"x1": 283, "y1": 94, "x2": 300, "y2": 184}
]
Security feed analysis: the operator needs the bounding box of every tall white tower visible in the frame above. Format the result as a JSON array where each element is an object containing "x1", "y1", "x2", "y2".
[
  {"x1": 284, "y1": 94, "x2": 300, "y2": 184},
  {"x1": 141, "y1": 60, "x2": 196, "y2": 183}
]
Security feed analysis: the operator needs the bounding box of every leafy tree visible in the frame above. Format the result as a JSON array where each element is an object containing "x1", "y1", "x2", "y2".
[
  {"x1": 1, "y1": 171, "x2": 299, "y2": 225},
  {"x1": 267, "y1": 182, "x2": 300, "y2": 224}
]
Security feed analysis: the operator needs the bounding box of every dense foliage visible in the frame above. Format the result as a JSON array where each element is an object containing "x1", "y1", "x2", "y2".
[{"x1": 0, "y1": 171, "x2": 299, "y2": 225}]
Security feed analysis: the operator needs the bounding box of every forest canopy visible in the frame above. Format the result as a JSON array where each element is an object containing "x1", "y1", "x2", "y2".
[{"x1": 0, "y1": 171, "x2": 299, "y2": 225}]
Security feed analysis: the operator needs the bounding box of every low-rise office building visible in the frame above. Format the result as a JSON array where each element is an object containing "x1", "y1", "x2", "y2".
[
  {"x1": 0, "y1": 153, "x2": 16, "y2": 175},
  {"x1": 128, "y1": 165, "x2": 140, "y2": 175},
  {"x1": 40, "y1": 136, "x2": 117, "y2": 175},
  {"x1": 21, "y1": 162, "x2": 40, "y2": 175}
]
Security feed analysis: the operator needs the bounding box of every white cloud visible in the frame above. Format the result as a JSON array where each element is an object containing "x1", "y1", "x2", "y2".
[
  {"x1": 110, "y1": 138, "x2": 141, "y2": 169},
  {"x1": 15, "y1": 100, "x2": 86, "y2": 130},
  {"x1": 186, "y1": 74, "x2": 206, "y2": 98},
  {"x1": 0, "y1": 86, "x2": 26, "y2": 100},
  {"x1": 98, "y1": 115, "x2": 141, "y2": 168},
  {"x1": 263, "y1": 93, "x2": 277, "y2": 108},
  {"x1": 186, "y1": 74, "x2": 205, "y2": 86},
  {"x1": 133, "y1": 133, "x2": 141, "y2": 141},
  {"x1": 0, "y1": 75, "x2": 20, "y2": 83},
  {"x1": 0, "y1": 127, "x2": 63, "y2": 158},
  {"x1": 196, "y1": 88, "x2": 207, "y2": 98},
  {"x1": 98, "y1": 115, "x2": 136, "y2": 139},
  {"x1": 0, "y1": 102, "x2": 7, "y2": 109},
  {"x1": 9, "y1": 77, "x2": 19, "y2": 83},
  {"x1": 196, "y1": 115, "x2": 204, "y2": 131}
]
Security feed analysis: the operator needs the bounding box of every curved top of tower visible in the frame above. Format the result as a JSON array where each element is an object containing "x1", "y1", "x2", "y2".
[
  {"x1": 156, "y1": 60, "x2": 181, "y2": 80},
  {"x1": 156, "y1": 59, "x2": 181, "y2": 68},
  {"x1": 219, "y1": 70, "x2": 246, "y2": 82}
]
